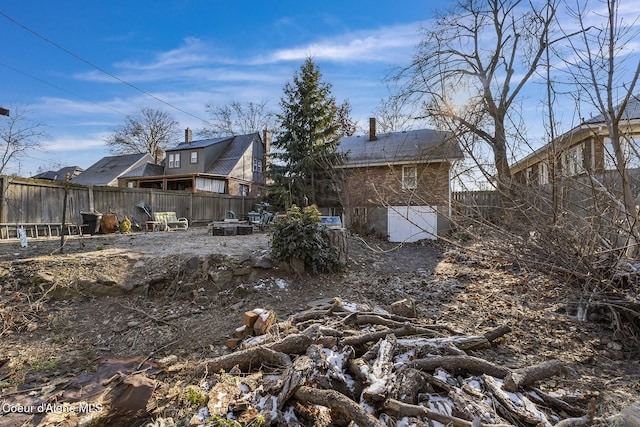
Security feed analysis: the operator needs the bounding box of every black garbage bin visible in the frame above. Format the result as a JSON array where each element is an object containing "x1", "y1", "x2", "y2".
[{"x1": 80, "y1": 211, "x2": 103, "y2": 235}]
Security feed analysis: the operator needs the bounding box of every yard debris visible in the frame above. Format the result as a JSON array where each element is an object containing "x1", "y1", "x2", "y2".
[{"x1": 138, "y1": 298, "x2": 607, "y2": 426}]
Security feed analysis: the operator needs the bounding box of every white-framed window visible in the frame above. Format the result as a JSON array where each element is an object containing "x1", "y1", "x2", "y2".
[
  {"x1": 168, "y1": 153, "x2": 181, "y2": 169},
  {"x1": 525, "y1": 167, "x2": 532, "y2": 184},
  {"x1": 604, "y1": 136, "x2": 640, "y2": 170},
  {"x1": 562, "y1": 144, "x2": 584, "y2": 176},
  {"x1": 239, "y1": 184, "x2": 249, "y2": 196},
  {"x1": 253, "y1": 158, "x2": 263, "y2": 172},
  {"x1": 402, "y1": 165, "x2": 417, "y2": 190},
  {"x1": 539, "y1": 161, "x2": 549, "y2": 185},
  {"x1": 190, "y1": 151, "x2": 198, "y2": 164}
]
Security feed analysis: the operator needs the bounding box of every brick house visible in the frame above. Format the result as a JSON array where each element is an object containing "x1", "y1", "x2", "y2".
[
  {"x1": 120, "y1": 129, "x2": 269, "y2": 196},
  {"x1": 336, "y1": 118, "x2": 464, "y2": 242}
]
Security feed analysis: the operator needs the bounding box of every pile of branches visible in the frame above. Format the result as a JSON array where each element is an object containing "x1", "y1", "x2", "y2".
[{"x1": 149, "y1": 299, "x2": 637, "y2": 427}]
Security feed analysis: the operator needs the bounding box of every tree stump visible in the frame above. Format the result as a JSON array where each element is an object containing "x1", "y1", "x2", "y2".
[{"x1": 327, "y1": 228, "x2": 348, "y2": 265}]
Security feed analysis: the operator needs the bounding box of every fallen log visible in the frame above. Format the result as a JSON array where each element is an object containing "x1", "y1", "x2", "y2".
[
  {"x1": 362, "y1": 334, "x2": 396, "y2": 403},
  {"x1": 277, "y1": 355, "x2": 313, "y2": 409},
  {"x1": 483, "y1": 324, "x2": 512, "y2": 342},
  {"x1": 200, "y1": 334, "x2": 310, "y2": 374},
  {"x1": 530, "y1": 387, "x2": 583, "y2": 417},
  {"x1": 502, "y1": 359, "x2": 565, "y2": 392},
  {"x1": 383, "y1": 398, "x2": 514, "y2": 427},
  {"x1": 402, "y1": 355, "x2": 510, "y2": 378},
  {"x1": 342, "y1": 324, "x2": 438, "y2": 346},
  {"x1": 294, "y1": 386, "x2": 386, "y2": 427},
  {"x1": 483, "y1": 374, "x2": 553, "y2": 426}
]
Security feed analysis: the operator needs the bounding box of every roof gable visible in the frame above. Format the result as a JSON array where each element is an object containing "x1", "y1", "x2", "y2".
[
  {"x1": 206, "y1": 133, "x2": 258, "y2": 175},
  {"x1": 72, "y1": 153, "x2": 154, "y2": 186},
  {"x1": 338, "y1": 128, "x2": 463, "y2": 167}
]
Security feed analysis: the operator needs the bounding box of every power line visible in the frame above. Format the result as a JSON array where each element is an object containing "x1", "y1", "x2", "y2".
[
  {"x1": 0, "y1": 11, "x2": 211, "y2": 125},
  {"x1": 0, "y1": 61, "x2": 129, "y2": 118}
]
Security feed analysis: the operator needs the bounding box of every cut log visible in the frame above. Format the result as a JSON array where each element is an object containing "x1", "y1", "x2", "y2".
[
  {"x1": 200, "y1": 334, "x2": 310, "y2": 374},
  {"x1": 277, "y1": 355, "x2": 313, "y2": 409},
  {"x1": 390, "y1": 367, "x2": 426, "y2": 404},
  {"x1": 402, "y1": 355, "x2": 510, "y2": 378},
  {"x1": 362, "y1": 334, "x2": 397, "y2": 403},
  {"x1": 483, "y1": 374, "x2": 553, "y2": 426},
  {"x1": 483, "y1": 324, "x2": 512, "y2": 342},
  {"x1": 294, "y1": 386, "x2": 386, "y2": 427},
  {"x1": 502, "y1": 359, "x2": 565, "y2": 392},
  {"x1": 342, "y1": 324, "x2": 438, "y2": 346},
  {"x1": 243, "y1": 310, "x2": 260, "y2": 328}
]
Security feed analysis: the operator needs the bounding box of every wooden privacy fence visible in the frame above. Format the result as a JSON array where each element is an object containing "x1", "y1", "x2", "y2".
[
  {"x1": 0, "y1": 176, "x2": 256, "y2": 231},
  {"x1": 451, "y1": 190, "x2": 502, "y2": 220}
]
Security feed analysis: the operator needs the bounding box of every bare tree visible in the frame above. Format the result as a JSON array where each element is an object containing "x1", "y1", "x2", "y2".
[
  {"x1": 0, "y1": 106, "x2": 46, "y2": 176},
  {"x1": 398, "y1": 0, "x2": 558, "y2": 192},
  {"x1": 199, "y1": 101, "x2": 275, "y2": 138},
  {"x1": 372, "y1": 82, "x2": 425, "y2": 133},
  {"x1": 560, "y1": 0, "x2": 640, "y2": 255},
  {"x1": 105, "y1": 107, "x2": 179, "y2": 164}
]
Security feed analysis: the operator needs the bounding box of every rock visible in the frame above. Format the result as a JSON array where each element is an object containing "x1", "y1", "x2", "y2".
[
  {"x1": 254, "y1": 256, "x2": 274, "y2": 269},
  {"x1": 209, "y1": 269, "x2": 233, "y2": 288},
  {"x1": 97, "y1": 275, "x2": 118, "y2": 286},
  {"x1": 32, "y1": 271, "x2": 55, "y2": 285},
  {"x1": 185, "y1": 256, "x2": 200, "y2": 271},
  {"x1": 390, "y1": 298, "x2": 417, "y2": 318},
  {"x1": 233, "y1": 266, "x2": 252, "y2": 276}
]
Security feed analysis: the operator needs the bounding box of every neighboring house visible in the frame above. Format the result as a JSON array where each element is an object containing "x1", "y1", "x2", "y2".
[
  {"x1": 336, "y1": 118, "x2": 464, "y2": 242},
  {"x1": 511, "y1": 97, "x2": 640, "y2": 186},
  {"x1": 71, "y1": 153, "x2": 154, "y2": 187},
  {"x1": 32, "y1": 166, "x2": 83, "y2": 182},
  {"x1": 120, "y1": 129, "x2": 268, "y2": 196}
]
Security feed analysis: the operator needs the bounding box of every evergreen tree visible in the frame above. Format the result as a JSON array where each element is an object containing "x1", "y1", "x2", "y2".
[{"x1": 269, "y1": 58, "x2": 347, "y2": 208}]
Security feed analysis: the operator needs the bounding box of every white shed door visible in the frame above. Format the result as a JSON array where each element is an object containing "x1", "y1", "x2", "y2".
[{"x1": 387, "y1": 206, "x2": 437, "y2": 242}]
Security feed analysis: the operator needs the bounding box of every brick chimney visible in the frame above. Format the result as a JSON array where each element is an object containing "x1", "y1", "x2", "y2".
[
  {"x1": 185, "y1": 128, "x2": 192, "y2": 143},
  {"x1": 369, "y1": 117, "x2": 377, "y2": 141},
  {"x1": 262, "y1": 128, "x2": 271, "y2": 165}
]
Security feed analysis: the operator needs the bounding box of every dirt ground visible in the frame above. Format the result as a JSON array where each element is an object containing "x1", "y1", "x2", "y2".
[{"x1": 0, "y1": 226, "x2": 638, "y2": 426}]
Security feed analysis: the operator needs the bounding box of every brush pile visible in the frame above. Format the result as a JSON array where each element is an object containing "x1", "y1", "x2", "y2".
[{"x1": 147, "y1": 298, "x2": 637, "y2": 427}]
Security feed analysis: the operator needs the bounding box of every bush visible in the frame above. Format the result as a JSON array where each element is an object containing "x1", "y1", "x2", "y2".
[{"x1": 270, "y1": 205, "x2": 343, "y2": 273}]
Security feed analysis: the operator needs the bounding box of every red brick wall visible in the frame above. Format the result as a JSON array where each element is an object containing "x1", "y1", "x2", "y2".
[{"x1": 341, "y1": 162, "x2": 451, "y2": 208}]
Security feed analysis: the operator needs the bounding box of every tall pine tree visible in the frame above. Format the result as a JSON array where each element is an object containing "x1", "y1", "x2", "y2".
[{"x1": 269, "y1": 58, "x2": 347, "y2": 209}]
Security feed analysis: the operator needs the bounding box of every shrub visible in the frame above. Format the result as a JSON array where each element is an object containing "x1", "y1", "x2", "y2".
[{"x1": 270, "y1": 205, "x2": 342, "y2": 273}]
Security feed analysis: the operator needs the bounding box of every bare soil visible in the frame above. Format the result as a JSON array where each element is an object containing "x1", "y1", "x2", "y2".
[{"x1": 0, "y1": 227, "x2": 638, "y2": 426}]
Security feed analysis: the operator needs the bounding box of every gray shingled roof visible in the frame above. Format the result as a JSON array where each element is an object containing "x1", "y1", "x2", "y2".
[
  {"x1": 585, "y1": 96, "x2": 640, "y2": 124},
  {"x1": 206, "y1": 133, "x2": 258, "y2": 175},
  {"x1": 119, "y1": 162, "x2": 165, "y2": 178},
  {"x1": 167, "y1": 136, "x2": 233, "y2": 151},
  {"x1": 32, "y1": 166, "x2": 83, "y2": 181},
  {"x1": 71, "y1": 153, "x2": 154, "y2": 186},
  {"x1": 338, "y1": 128, "x2": 463, "y2": 167}
]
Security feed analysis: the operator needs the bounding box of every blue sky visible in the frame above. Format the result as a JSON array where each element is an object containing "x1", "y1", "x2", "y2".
[{"x1": 1, "y1": 1, "x2": 434, "y2": 176}]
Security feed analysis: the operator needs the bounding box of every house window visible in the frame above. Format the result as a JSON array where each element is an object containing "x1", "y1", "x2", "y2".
[
  {"x1": 239, "y1": 184, "x2": 249, "y2": 196},
  {"x1": 539, "y1": 161, "x2": 549, "y2": 185},
  {"x1": 168, "y1": 153, "x2": 181, "y2": 169},
  {"x1": 253, "y1": 158, "x2": 263, "y2": 172},
  {"x1": 562, "y1": 144, "x2": 584, "y2": 176},
  {"x1": 190, "y1": 151, "x2": 198, "y2": 164},
  {"x1": 604, "y1": 137, "x2": 640, "y2": 170},
  {"x1": 402, "y1": 165, "x2": 417, "y2": 190}
]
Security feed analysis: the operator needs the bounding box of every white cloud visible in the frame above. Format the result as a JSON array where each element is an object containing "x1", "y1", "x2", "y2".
[{"x1": 255, "y1": 22, "x2": 423, "y2": 64}]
